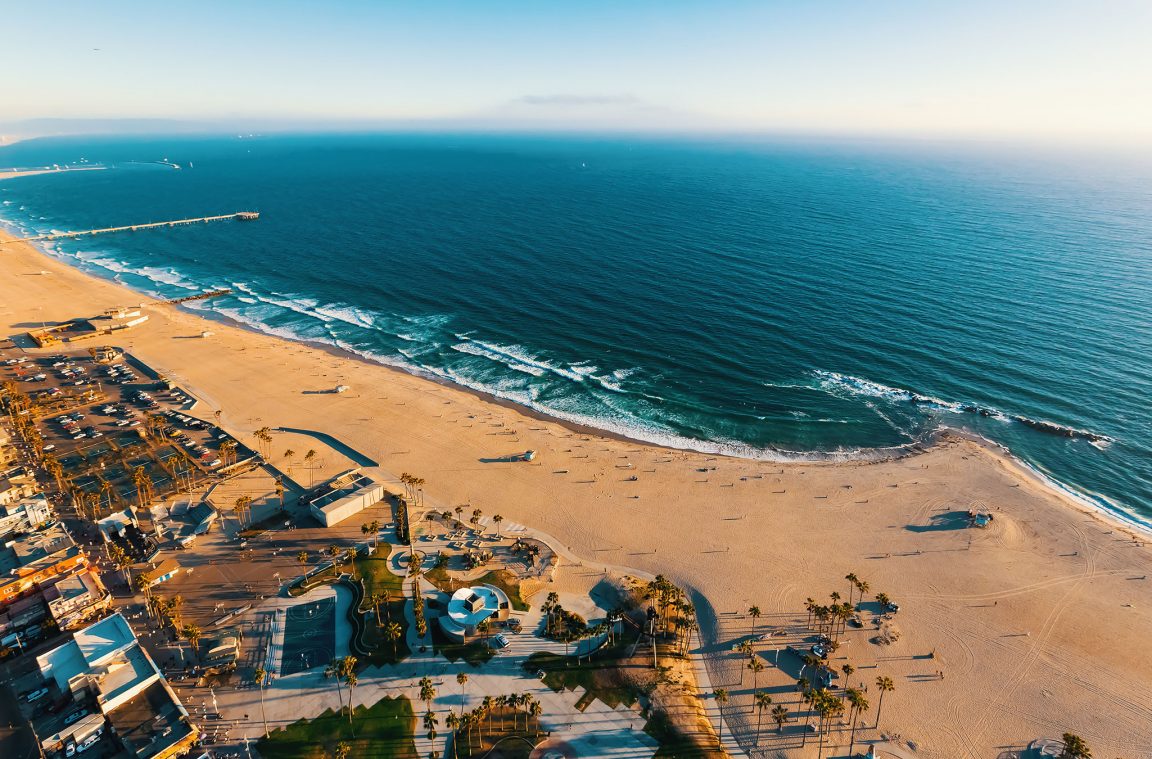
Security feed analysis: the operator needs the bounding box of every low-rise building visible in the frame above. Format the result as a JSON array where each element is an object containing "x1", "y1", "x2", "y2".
[
  {"x1": 42, "y1": 569, "x2": 111, "y2": 630},
  {"x1": 0, "y1": 469, "x2": 38, "y2": 507},
  {"x1": 136, "y1": 558, "x2": 181, "y2": 589},
  {"x1": 438, "y1": 584, "x2": 512, "y2": 643},
  {"x1": 0, "y1": 523, "x2": 87, "y2": 607},
  {"x1": 306, "y1": 469, "x2": 386, "y2": 527},
  {"x1": 0, "y1": 495, "x2": 53, "y2": 538},
  {"x1": 35, "y1": 613, "x2": 198, "y2": 758}
]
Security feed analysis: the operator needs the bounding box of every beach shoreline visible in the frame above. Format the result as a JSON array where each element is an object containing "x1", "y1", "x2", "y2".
[
  {"x1": 1, "y1": 218, "x2": 1146, "y2": 541},
  {"x1": 2, "y1": 224, "x2": 1151, "y2": 754}
]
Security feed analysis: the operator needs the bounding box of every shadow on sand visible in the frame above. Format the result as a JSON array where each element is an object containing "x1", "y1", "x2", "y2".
[
  {"x1": 905, "y1": 510, "x2": 971, "y2": 533},
  {"x1": 272, "y1": 426, "x2": 378, "y2": 467}
]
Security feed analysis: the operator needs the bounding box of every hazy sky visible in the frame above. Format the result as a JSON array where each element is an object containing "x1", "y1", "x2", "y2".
[{"x1": 3, "y1": 0, "x2": 1151, "y2": 142}]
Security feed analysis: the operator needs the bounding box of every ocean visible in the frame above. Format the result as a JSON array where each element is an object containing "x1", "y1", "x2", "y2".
[{"x1": 2, "y1": 133, "x2": 1150, "y2": 527}]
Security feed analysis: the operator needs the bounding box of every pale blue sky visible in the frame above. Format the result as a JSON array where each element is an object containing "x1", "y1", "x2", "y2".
[{"x1": 3, "y1": 1, "x2": 1150, "y2": 142}]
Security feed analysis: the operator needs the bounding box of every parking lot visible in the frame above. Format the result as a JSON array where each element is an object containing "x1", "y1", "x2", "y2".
[{"x1": 2, "y1": 349, "x2": 248, "y2": 518}]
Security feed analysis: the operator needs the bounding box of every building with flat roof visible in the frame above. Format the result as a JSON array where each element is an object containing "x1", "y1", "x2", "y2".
[
  {"x1": 306, "y1": 469, "x2": 386, "y2": 527},
  {"x1": 0, "y1": 495, "x2": 52, "y2": 538},
  {"x1": 438, "y1": 584, "x2": 511, "y2": 643},
  {"x1": 0, "y1": 523, "x2": 87, "y2": 606},
  {"x1": 136, "y1": 559, "x2": 181, "y2": 588},
  {"x1": 42, "y1": 569, "x2": 111, "y2": 630},
  {"x1": 0, "y1": 470, "x2": 38, "y2": 506},
  {"x1": 36, "y1": 613, "x2": 198, "y2": 758}
]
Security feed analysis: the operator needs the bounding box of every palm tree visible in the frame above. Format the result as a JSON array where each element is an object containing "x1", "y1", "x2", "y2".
[
  {"x1": 479, "y1": 696, "x2": 493, "y2": 739},
  {"x1": 529, "y1": 700, "x2": 543, "y2": 735},
  {"x1": 772, "y1": 703, "x2": 790, "y2": 733},
  {"x1": 424, "y1": 709, "x2": 439, "y2": 740},
  {"x1": 333, "y1": 742, "x2": 350, "y2": 759},
  {"x1": 844, "y1": 572, "x2": 859, "y2": 605},
  {"x1": 856, "y1": 579, "x2": 870, "y2": 606},
  {"x1": 283, "y1": 448, "x2": 296, "y2": 473},
  {"x1": 492, "y1": 513, "x2": 503, "y2": 536},
  {"x1": 1060, "y1": 733, "x2": 1092, "y2": 759},
  {"x1": 362, "y1": 519, "x2": 381, "y2": 549},
  {"x1": 346, "y1": 547, "x2": 359, "y2": 577},
  {"x1": 796, "y1": 679, "x2": 813, "y2": 746},
  {"x1": 342, "y1": 658, "x2": 359, "y2": 725},
  {"x1": 712, "y1": 689, "x2": 729, "y2": 747},
  {"x1": 325, "y1": 659, "x2": 346, "y2": 714},
  {"x1": 876, "y1": 591, "x2": 891, "y2": 609},
  {"x1": 304, "y1": 449, "x2": 317, "y2": 487},
  {"x1": 234, "y1": 494, "x2": 252, "y2": 528},
  {"x1": 747, "y1": 605, "x2": 762, "y2": 637},
  {"x1": 254, "y1": 666, "x2": 269, "y2": 737},
  {"x1": 472, "y1": 507, "x2": 483, "y2": 524},
  {"x1": 842, "y1": 662, "x2": 855, "y2": 686},
  {"x1": 456, "y1": 672, "x2": 469, "y2": 714},
  {"x1": 754, "y1": 692, "x2": 772, "y2": 745},
  {"x1": 419, "y1": 676, "x2": 437, "y2": 714},
  {"x1": 297, "y1": 550, "x2": 309, "y2": 569},
  {"x1": 445, "y1": 713, "x2": 460, "y2": 758},
  {"x1": 875, "y1": 675, "x2": 895, "y2": 728},
  {"x1": 385, "y1": 621, "x2": 403, "y2": 660},
  {"x1": 133, "y1": 572, "x2": 153, "y2": 607},
  {"x1": 847, "y1": 687, "x2": 869, "y2": 756},
  {"x1": 748, "y1": 657, "x2": 765, "y2": 691},
  {"x1": 180, "y1": 623, "x2": 202, "y2": 658}
]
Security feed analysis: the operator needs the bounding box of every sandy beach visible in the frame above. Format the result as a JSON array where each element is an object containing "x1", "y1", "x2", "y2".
[{"x1": 2, "y1": 228, "x2": 1150, "y2": 757}]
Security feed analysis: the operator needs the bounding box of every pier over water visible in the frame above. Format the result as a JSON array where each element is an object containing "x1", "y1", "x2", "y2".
[{"x1": 0, "y1": 211, "x2": 260, "y2": 245}]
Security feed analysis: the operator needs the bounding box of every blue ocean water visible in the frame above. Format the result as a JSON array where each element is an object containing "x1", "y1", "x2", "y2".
[{"x1": 2, "y1": 134, "x2": 1151, "y2": 526}]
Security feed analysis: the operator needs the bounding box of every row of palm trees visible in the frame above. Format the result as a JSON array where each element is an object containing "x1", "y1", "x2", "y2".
[
  {"x1": 441, "y1": 690, "x2": 544, "y2": 758},
  {"x1": 325, "y1": 656, "x2": 360, "y2": 726},
  {"x1": 399, "y1": 472, "x2": 426, "y2": 504},
  {"x1": 281, "y1": 447, "x2": 319, "y2": 486}
]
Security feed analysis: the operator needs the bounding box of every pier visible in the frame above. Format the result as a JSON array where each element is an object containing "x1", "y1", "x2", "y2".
[{"x1": 0, "y1": 211, "x2": 260, "y2": 245}]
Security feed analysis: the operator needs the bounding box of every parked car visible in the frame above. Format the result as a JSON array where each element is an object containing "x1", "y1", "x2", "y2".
[
  {"x1": 23, "y1": 687, "x2": 49, "y2": 703},
  {"x1": 492, "y1": 633, "x2": 510, "y2": 649}
]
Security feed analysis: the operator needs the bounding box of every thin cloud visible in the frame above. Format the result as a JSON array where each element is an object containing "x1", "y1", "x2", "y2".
[{"x1": 514, "y1": 94, "x2": 642, "y2": 107}]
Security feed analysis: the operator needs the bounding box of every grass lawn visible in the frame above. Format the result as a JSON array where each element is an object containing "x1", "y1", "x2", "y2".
[
  {"x1": 258, "y1": 696, "x2": 417, "y2": 759},
  {"x1": 429, "y1": 621, "x2": 495, "y2": 667},
  {"x1": 526, "y1": 645, "x2": 638, "y2": 711},
  {"x1": 455, "y1": 707, "x2": 542, "y2": 759},
  {"x1": 362, "y1": 597, "x2": 411, "y2": 666},
  {"x1": 645, "y1": 708, "x2": 725, "y2": 759},
  {"x1": 355, "y1": 554, "x2": 405, "y2": 597},
  {"x1": 423, "y1": 568, "x2": 530, "y2": 611}
]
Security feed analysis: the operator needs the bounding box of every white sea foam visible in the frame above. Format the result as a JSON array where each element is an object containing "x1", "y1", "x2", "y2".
[
  {"x1": 451, "y1": 341, "x2": 547, "y2": 376},
  {"x1": 811, "y1": 370, "x2": 1113, "y2": 445},
  {"x1": 451, "y1": 339, "x2": 590, "y2": 382}
]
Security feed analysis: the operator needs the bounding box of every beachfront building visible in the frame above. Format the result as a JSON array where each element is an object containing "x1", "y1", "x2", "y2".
[
  {"x1": 438, "y1": 584, "x2": 511, "y2": 643},
  {"x1": 306, "y1": 468, "x2": 386, "y2": 527},
  {"x1": 0, "y1": 523, "x2": 88, "y2": 606},
  {"x1": 35, "y1": 613, "x2": 198, "y2": 758}
]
